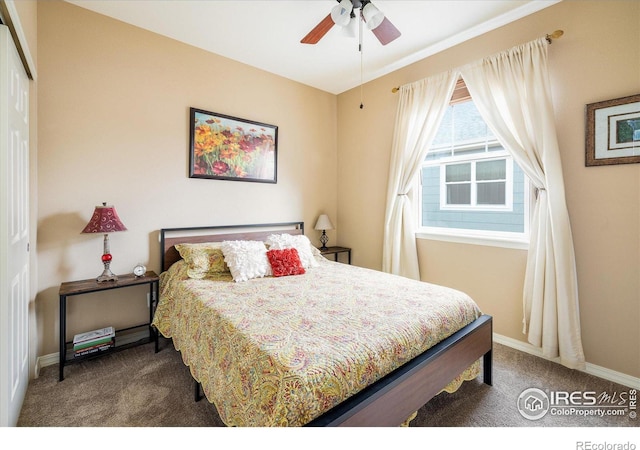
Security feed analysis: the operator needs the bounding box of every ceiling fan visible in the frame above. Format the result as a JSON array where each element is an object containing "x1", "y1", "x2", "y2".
[{"x1": 301, "y1": 0, "x2": 401, "y2": 46}]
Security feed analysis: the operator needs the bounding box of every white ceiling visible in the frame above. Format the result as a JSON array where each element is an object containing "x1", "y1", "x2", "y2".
[{"x1": 66, "y1": 0, "x2": 561, "y2": 95}]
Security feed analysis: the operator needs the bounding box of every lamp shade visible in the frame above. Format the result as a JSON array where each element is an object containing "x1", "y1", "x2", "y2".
[
  {"x1": 331, "y1": 0, "x2": 353, "y2": 27},
  {"x1": 314, "y1": 214, "x2": 334, "y2": 231},
  {"x1": 362, "y1": 2, "x2": 384, "y2": 30},
  {"x1": 81, "y1": 203, "x2": 127, "y2": 234}
]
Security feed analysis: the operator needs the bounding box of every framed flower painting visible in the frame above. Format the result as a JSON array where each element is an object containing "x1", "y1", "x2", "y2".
[{"x1": 189, "y1": 107, "x2": 278, "y2": 183}]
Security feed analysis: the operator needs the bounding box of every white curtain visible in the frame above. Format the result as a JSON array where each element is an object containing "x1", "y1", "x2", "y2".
[
  {"x1": 382, "y1": 71, "x2": 458, "y2": 279},
  {"x1": 460, "y1": 38, "x2": 585, "y2": 369}
]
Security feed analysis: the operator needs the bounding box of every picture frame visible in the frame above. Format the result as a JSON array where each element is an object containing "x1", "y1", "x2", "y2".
[
  {"x1": 189, "y1": 107, "x2": 278, "y2": 183},
  {"x1": 585, "y1": 93, "x2": 640, "y2": 166}
]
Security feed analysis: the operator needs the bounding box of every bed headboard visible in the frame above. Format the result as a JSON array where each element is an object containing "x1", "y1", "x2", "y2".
[{"x1": 159, "y1": 221, "x2": 305, "y2": 272}]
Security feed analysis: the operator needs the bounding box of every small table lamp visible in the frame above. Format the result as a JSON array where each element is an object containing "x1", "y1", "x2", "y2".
[
  {"x1": 81, "y1": 202, "x2": 127, "y2": 282},
  {"x1": 314, "y1": 214, "x2": 334, "y2": 251}
]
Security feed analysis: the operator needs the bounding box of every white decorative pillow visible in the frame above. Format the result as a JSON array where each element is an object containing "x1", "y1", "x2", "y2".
[
  {"x1": 221, "y1": 240, "x2": 271, "y2": 282},
  {"x1": 265, "y1": 234, "x2": 319, "y2": 268}
]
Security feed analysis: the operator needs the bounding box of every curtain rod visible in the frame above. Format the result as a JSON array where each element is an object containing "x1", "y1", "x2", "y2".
[{"x1": 390, "y1": 30, "x2": 564, "y2": 93}]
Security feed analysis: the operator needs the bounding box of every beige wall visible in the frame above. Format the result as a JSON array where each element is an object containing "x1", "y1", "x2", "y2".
[
  {"x1": 35, "y1": 1, "x2": 338, "y2": 356},
  {"x1": 337, "y1": 0, "x2": 639, "y2": 378}
]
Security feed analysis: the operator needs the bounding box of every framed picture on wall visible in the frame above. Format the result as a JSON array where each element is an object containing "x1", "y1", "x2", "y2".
[
  {"x1": 189, "y1": 107, "x2": 278, "y2": 183},
  {"x1": 585, "y1": 93, "x2": 640, "y2": 166}
]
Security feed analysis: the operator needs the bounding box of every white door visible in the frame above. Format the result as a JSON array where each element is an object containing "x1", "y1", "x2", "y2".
[{"x1": 0, "y1": 24, "x2": 30, "y2": 427}]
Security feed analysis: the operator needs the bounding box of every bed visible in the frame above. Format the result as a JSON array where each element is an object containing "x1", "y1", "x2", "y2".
[{"x1": 152, "y1": 222, "x2": 492, "y2": 426}]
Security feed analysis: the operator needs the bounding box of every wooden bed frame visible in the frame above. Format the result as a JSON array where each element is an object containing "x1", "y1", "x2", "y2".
[{"x1": 157, "y1": 222, "x2": 493, "y2": 427}]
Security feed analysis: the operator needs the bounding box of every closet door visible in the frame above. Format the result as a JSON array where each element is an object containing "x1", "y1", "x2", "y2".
[{"x1": 0, "y1": 24, "x2": 30, "y2": 427}]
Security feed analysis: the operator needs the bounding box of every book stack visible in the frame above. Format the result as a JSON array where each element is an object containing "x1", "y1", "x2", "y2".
[{"x1": 73, "y1": 326, "x2": 115, "y2": 358}]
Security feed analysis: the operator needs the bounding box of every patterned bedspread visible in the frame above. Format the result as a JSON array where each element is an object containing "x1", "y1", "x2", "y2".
[{"x1": 152, "y1": 256, "x2": 482, "y2": 426}]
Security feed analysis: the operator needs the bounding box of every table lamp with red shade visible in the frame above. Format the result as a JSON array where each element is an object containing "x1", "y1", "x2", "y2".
[{"x1": 81, "y1": 202, "x2": 127, "y2": 282}]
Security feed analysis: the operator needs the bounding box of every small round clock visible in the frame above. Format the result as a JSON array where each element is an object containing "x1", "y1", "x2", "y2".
[{"x1": 133, "y1": 263, "x2": 147, "y2": 277}]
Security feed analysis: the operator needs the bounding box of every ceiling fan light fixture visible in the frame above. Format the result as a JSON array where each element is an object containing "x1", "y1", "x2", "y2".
[
  {"x1": 331, "y1": 0, "x2": 353, "y2": 27},
  {"x1": 340, "y1": 17, "x2": 357, "y2": 37},
  {"x1": 362, "y1": 2, "x2": 384, "y2": 30},
  {"x1": 301, "y1": 0, "x2": 400, "y2": 46}
]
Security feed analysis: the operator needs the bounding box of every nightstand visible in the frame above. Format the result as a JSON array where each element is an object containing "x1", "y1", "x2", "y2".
[
  {"x1": 58, "y1": 271, "x2": 159, "y2": 381},
  {"x1": 319, "y1": 246, "x2": 351, "y2": 264}
]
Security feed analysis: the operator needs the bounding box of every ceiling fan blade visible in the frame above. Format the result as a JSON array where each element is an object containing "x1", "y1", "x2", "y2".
[
  {"x1": 371, "y1": 16, "x2": 401, "y2": 45},
  {"x1": 301, "y1": 14, "x2": 335, "y2": 44}
]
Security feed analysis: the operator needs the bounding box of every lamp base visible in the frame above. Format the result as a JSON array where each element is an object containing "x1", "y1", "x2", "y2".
[
  {"x1": 97, "y1": 271, "x2": 118, "y2": 283},
  {"x1": 97, "y1": 261, "x2": 118, "y2": 283},
  {"x1": 319, "y1": 230, "x2": 329, "y2": 251}
]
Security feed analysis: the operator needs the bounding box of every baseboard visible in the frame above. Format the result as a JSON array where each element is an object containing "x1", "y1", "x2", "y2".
[
  {"x1": 35, "y1": 330, "x2": 151, "y2": 378},
  {"x1": 493, "y1": 333, "x2": 640, "y2": 390},
  {"x1": 35, "y1": 352, "x2": 58, "y2": 376}
]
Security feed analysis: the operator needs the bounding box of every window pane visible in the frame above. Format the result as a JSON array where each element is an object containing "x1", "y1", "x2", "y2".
[
  {"x1": 477, "y1": 182, "x2": 506, "y2": 205},
  {"x1": 487, "y1": 142, "x2": 505, "y2": 153},
  {"x1": 431, "y1": 107, "x2": 453, "y2": 148},
  {"x1": 477, "y1": 159, "x2": 506, "y2": 181},
  {"x1": 453, "y1": 145, "x2": 486, "y2": 157},
  {"x1": 425, "y1": 104, "x2": 501, "y2": 162},
  {"x1": 446, "y1": 163, "x2": 470, "y2": 182},
  {"x1": 453, "y1": 101, "x2": 495, "y2": 143},
  {"x1": 425, "y1": 147, "x2": 451, "y2": 161},
  {"x1": 447, "y1": 184, "x2": 471, "y2": 204}
]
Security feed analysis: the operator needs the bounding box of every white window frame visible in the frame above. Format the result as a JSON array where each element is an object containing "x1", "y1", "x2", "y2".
[{"x1": 438, "y1": 151, "x2": 514, "y2": 211}]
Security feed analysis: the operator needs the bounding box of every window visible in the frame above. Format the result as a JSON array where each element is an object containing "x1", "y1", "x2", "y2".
[
  {"x1": 418, "y1": 88, "x2": 529, "y2": 247},
  {"x1": 441, "y1": 157, "x2": 511, "y2": 209}
]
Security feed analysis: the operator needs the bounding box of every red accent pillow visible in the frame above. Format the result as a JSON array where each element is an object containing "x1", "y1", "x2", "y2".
[{"x1": 266, "y1": 248, "x2": 306, "y2": 277}]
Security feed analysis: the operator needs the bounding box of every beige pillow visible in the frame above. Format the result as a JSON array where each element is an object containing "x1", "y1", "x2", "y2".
[{"x1": 175, "y1": 242, "x2": 229, "y2": 279}]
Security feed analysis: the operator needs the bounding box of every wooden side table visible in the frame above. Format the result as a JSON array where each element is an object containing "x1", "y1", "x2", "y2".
[
  {"x1": 319, "y1": 246, "x2": 351, "y2": 264},
  {"x1": 58, "y1": 271, "x2": 159, "y2": 381}
]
